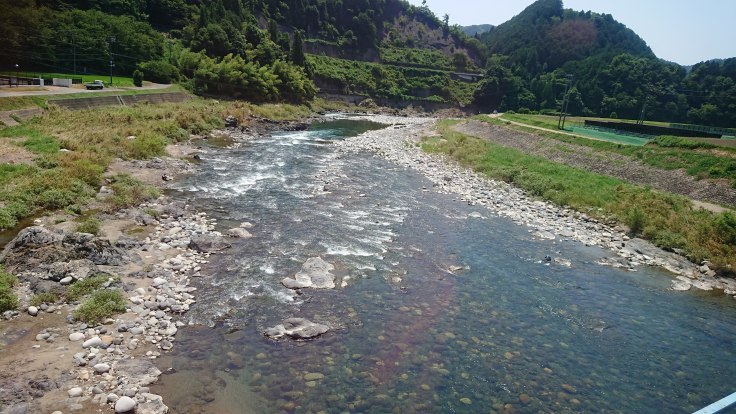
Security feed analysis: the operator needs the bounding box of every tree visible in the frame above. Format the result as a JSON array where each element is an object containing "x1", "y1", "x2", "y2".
[{"x1": 291, "y1": 30, "x2": 305, "y2": 67}]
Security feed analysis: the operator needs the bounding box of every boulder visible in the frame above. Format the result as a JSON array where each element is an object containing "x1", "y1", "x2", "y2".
[
  {"x1": 226, "y1": 228, "x2": 252, "y2": 239},
  {"x1": 112, "y1": 359, "x2": 162, "y2": 386},
  {"x1": 281, "y1": 257, "x2": 335, "y2": 289},
  {"x1": 264, "y1": 318, "x2": 330, "y2": 340},
  {"x1": 48, "y1": 259, "x2": 97, "y2": 282},
  {"x1": 114, "y1": 396, "x2": 137, "y2": 413},
  {"x1": 188, "y1": 235, "x2": 231, "y2": 253}
]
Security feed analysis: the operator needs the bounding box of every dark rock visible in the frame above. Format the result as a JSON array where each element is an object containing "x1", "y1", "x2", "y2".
[
  {"x1": 162, "y1": 203, "x2": 186, "y2": 218},
  {"x1": 224, "y1": 116, "x2": 238, "y2": 128},
  {"x1": 188, "y1": 235, "x2": 231, "y2": 253}
]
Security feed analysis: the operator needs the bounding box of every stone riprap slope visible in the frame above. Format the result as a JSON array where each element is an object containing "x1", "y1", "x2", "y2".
[{"x1": 454, "y1": 120, "x2": 736, "y2": 208}]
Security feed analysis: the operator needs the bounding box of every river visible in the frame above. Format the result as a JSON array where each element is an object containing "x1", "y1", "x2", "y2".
[{"x1": 152, "y1": 118, "x2": 736, "y2": 413}]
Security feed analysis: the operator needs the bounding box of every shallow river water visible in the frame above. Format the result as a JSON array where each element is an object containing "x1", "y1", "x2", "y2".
[{"x1": 153, "y1": 119, "x2": 736, "y2": 413}]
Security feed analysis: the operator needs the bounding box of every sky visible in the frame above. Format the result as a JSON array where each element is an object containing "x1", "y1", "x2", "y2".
[{"x1": 406, "y1": 0, "x2": 736, "y2": 65}]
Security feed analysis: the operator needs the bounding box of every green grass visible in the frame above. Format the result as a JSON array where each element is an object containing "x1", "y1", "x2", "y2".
[
  {"x1": 30, "y1": 291, "x2": 59, "y2": 306},
  {"x1": 76, "y1": 217, "x2": 101, "y2": 235},
  {"x1": 0, "y1": 266, "x2": 18, "y2": 312},
  {"x1": 65, "y1": 274, "x2": 112, "y2": 302},
  {"x1": 477, "y1": 115, "x2": 736, "y2": 186},
  {"x1": 104, "y1": 174, "x2": 161, "y2": 211},
  {"x1": 424, "y1": 120, "x2": 736, "y2": 275},
  {"x1": 72, "y1": 289, "x2": 126, "y2": 324}
]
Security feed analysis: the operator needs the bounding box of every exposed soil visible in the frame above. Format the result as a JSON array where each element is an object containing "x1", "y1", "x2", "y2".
[
  {"x1": 0, "y1": 141, "x2": 35, "y2": 164},
  {"x1": 454, "y1": 120, "x2": 736, "y2": 210}
]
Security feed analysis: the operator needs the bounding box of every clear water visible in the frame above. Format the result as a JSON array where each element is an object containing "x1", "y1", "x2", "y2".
[{"x1": 153, "y1": 120, "x2": 736, "y2": 414}]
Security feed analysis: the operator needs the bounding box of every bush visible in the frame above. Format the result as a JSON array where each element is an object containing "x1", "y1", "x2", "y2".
[
  {"x1": 125, "y1": 133, "x2": 167, "y2": 159},
  {"x1": 72, "y1": 289, "x2": 126, "y2": 324},
  {"x1": 133, "y1": 69, "x2": 144, "y2": 87},
  {"x1": 77, "y1": 217, "x2": 101, "y2": 235},
  {"x1": 138, "y1": 60, "x2": 179, "y2": 84}
]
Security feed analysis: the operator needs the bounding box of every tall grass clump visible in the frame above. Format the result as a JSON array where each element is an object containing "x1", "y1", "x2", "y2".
[
  {"x1": 104, "y1": 174, "x2": 160, "y2": 211},
  {"x1": 0, "y1": 266, "x2": 18, "y2": 312},
  {"x1": 72, "y1": 289, "x2": 126, "y2": 324},
  {"x1": 65, "y1": 275, "x2": 111, "y2": 302}
]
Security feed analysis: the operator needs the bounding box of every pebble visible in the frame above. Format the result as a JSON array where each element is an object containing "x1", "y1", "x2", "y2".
[
  {"x1": 60, "y1": 276, "x2": 73, "y2": 285},
  {"x1": 27, "y1": 306, "x2": 38, "y2": 316},
  {"x1": 69, "y1": 332, "x2": 85, "y2": 341},
  {"x1": 68, "y1": 387, "x2": 83, "y2": 397},
  {"x1": 114, "y1": 396, "x2": 136, "y2": 413},
  {"x1": 93, "y1": 363, "x2": 110, "y2": 373},
  {"x1": 82, "y1": 336, "x2": 105, "y2": 349}
]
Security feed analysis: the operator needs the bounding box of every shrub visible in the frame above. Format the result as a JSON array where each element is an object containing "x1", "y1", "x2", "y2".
[
  {"x1": 125, "y1": 133, "x2": 167, "y2": 159},
  {"x1": 138, "y1": 60, "x2": 179, "y2": 84},
  {"x1": 77, "y1": 217, "x2": 101, "y2": 235},
  {"x1": 72, "y1": 289, "x2": 126, "y2": 324},
  {"x1": 132, "y1": 69, "x2": 144, "y2": 87}
]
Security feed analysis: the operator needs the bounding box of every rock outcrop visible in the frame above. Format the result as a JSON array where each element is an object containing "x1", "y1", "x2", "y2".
[
  {"x1": 281, "y1": 257, "x2": 336, "y2": 289},
  {"x1": 264, "y1": 318, "x2": 330, "y2": 340}
]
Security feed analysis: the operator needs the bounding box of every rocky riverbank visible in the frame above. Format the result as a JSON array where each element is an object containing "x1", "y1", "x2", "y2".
[{"x1": 324, "y1": 115, "x2": 736, "y2": 298}]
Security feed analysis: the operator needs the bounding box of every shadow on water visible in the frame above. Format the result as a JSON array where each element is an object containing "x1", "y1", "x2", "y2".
[{"x1": 152, "y1": 120, "x2": 736, "y2": 413}]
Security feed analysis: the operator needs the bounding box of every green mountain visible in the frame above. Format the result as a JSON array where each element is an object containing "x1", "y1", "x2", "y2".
[
  {"x1": 461, "y1": 24, "x2": 494, "y2": 37},
  {"x1": 473, "y1": 0, "x2": 736, "y2": 127}
]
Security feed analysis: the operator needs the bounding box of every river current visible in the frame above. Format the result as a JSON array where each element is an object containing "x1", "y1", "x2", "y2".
[{"x1": 153, "y1": 119, "x2": 736, "y2": 413}]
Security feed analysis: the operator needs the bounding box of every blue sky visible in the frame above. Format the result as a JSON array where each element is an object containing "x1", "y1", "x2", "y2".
[{"x1": 406, "y1": 0, "x2": 736, "y2": 65}]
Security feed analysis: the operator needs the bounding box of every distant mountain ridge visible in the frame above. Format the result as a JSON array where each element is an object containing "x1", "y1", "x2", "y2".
[{"x1": 460, "y1": 24, "x2": 494, "y2": 36}]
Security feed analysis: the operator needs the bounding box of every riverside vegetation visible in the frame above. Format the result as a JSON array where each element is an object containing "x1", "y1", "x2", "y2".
[
  {"x1": 423, "y1": 120, "x2": 736, "y2": 276},
  {"x1": 0, "y1": 99, "x2": 338, "y2": 231}
]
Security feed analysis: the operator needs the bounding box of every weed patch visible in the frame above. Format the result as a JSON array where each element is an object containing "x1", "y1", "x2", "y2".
[
  {"x1": 77, "y1": 217, "x2": 101, "y2": 235},
  {"x1": 0, "y1": 266, "x2": 18, "y2": 312},
  {"x1": 104, "y1": 174, "x2": 160, "y2": 211},
  {"x1": 65, "y1": 275, "x2": 112, "y2": 302},
  {"x1": 72, "y1": 289, "x2": 126, "y2": 324}
]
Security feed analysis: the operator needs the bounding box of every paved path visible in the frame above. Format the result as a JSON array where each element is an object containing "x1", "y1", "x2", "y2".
[{"x1": 0, "y1": 82, "x2": 170, "y2": 98}]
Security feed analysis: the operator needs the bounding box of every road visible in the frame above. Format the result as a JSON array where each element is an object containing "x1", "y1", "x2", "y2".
[{"x1": 0, "y1": 82, "x2": 170, "y2": 98}]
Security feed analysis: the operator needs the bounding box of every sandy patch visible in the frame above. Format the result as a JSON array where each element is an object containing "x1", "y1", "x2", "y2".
[{"x1": 0, "y1": 140, "x2": 35, "y2": 165}]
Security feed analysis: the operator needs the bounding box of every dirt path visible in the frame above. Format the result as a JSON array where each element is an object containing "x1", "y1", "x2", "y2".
[{"x1": 454, "y1": 120, "x2": 736, "y2": 210}]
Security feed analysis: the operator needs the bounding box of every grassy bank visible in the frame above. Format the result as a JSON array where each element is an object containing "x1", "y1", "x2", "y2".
[
  {"x1": 479, "y1": 116, "x2": 736, "y2": 187},
  {"x1": 0, "y1": 97, "x2": 334, "y2": 230},
  {"x1": 424, "y1": 120, "x2": 736, "y2": 276}
]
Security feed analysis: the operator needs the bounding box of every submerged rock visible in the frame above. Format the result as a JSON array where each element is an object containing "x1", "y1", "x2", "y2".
[
  {"x1": 226, "y1": 228, "x2": 252, "y2": 239},
  {"x1": 188, "y1": 235, "x2": 231, "y2": 253},
  {"x1": 281, "y1": 257, "x2": 335, "y2": 289},
  {"x1": 264, "y1": 318, "x2": 330, "y2": 340}
]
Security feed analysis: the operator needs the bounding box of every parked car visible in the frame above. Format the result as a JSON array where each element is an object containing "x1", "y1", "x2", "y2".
[{"x1": 85, "y1": 80, "x2": 104, "y2": 90}]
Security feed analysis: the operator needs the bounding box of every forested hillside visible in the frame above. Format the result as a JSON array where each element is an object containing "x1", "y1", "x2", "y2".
[
  {"x1": 473, "y1": 0, "x2": 736, "y2": 127},
  {"x1": 0, "y1": 0, "x2": 485, "y2": 105}
]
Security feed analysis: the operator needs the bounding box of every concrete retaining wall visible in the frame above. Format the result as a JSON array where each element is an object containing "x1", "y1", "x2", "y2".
[{"x1": 51, "y1": 92, "x2": 191, "y2": 111}]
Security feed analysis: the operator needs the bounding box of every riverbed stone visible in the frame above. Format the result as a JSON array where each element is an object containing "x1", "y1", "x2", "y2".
[
  {"x1": 114, "y1": 396, "x2": 136, "y2": 413},
  {"x1": 281, "y1": 257, "x2": 335, "y2": 289},
  {"x1": 188, "y1": 234, "x2": 231, "y2": 252},
  {"x1": 68, "y1": 387, "x2": 83, "y2": 397},
  {"x1": 226, "y1": 228, "x2": 252, "y2": 238},
  {"x1": 265, "y1": 318, "x2": 330, "y2": 340},
  {"x1": 27, "y1": 306, "x2": 38, "y2": 316},
  {"x1": 69, "y1": 332, "x2": 85, "y2": 341},
  {"x1": 82, "y1": 336, "x2": 105, "y2": 348}
]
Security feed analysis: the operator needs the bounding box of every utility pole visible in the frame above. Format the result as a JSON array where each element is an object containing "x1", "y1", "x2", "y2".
[
  {"x1": 557, "y1": 75, "x2": 574, "y2": 130},
  {"x1": 14, "y1": 64, "x2": 19, "y2": 88},
  {"x1": 72, "y1": 33, "x2": 77, "y2": 76},
  {"x1": 108, "y1": 36, "x2": 116, "y2": 86},
  {"x1": 637, "y1": 100, "x2": 647, "y2": 125}
]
